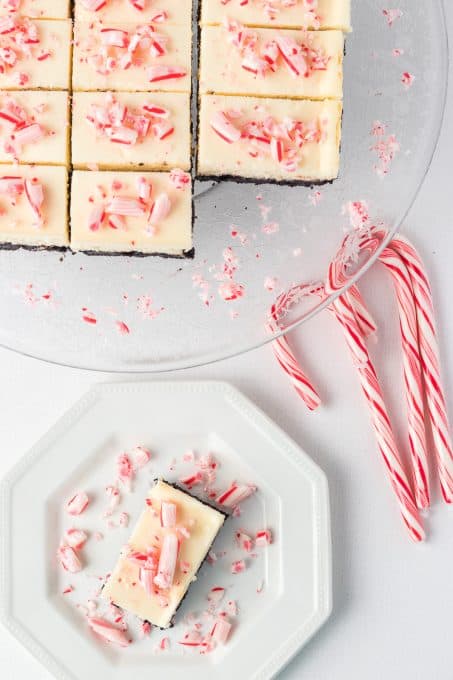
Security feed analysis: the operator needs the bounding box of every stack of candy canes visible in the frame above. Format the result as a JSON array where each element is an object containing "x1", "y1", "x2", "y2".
[{"x1": 269, "y1": 226, "x2": 452, "y2": 542}]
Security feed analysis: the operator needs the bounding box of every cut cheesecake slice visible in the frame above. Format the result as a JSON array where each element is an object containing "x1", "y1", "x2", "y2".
[
  {"x1": 0, "y1": 165, "x2": 68, "y2": 247},
  {"x1": 198, "y1": 94, "x2": 342, "y2": 182},
  {"x1": 0, "y1": 0, "x2": 71, "y2": 17},
  {"x1": 200, "y1": 24, "x2": 344, "y2": 99},
  {"x1": 0, "y1": 91, "x2": 69, "y2": 165},
  {"x1": 201, "y1": 0, "x2": 351, "y2": 31},
  {"x1": 102, "y1": 480, "x2": 226, "y2": 629},
  {"x1": 0, "y1": 18, "x2": 72, "y2": 90},
  {"x1": 71, "y1": 91, "x2": 191, "y2": 171},
  {"x1": 74, "y1": 0, "x2": 192, "y2": 25},
  {"x1": 70, "y1": 170, "x2": 193, "y2": 256},
  {"x1": 72, "y1": 21, "x2": 192, "y2": 93}
]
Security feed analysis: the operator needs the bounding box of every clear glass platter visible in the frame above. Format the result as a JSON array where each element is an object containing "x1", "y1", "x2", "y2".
[{"x1": 0, "y1": 0, "x2": 448, "y2": 372}]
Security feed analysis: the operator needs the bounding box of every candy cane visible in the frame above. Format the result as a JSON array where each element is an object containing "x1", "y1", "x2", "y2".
[
  {"x1": 267, "y1": 283, "x2": 323, "y2": 411},
  {"x1": 379, "y1": 247, "x2": 430, "y2": 508},
  {"x1": 328, "y1": 290, "x2": 425, "y2": 541},
  {"x1": 390, "y1": 235, "x2": 453, "y2": 503}
]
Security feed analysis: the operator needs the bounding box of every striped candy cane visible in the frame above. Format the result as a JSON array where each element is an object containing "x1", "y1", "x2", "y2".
[
  {"x1": 391, "y1": 235, "x2": 453, "y2": 503},
  {"x1": 354, "y1": 232, "x2": 430, "y2": 509},
  {"x1": 329, "y1": 290, "x2": 425, "y2": 542},
  {"x1": 268, "y1": 284, "x2": 323, "y2": 411}
]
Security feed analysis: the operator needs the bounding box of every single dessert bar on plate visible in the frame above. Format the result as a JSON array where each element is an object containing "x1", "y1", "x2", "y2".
[
  {"x1": 71, "y1": 91, "x2": 191, "y2": 171},
  {"x1": 72, "y1": 21, "x2": 192, "y2": 93},
  {"x1": 198, "y1": 94, "x2": 342, "y2": 183},
  {"x1": 0, "y1": 91, "x2": 69, "y2": 165},
  {"x1": 0, "y1": 0, "x2": 70, "y2": 17},
  {"x1": 200, "y1": 0, "x2": 351, "y2": 31},
  {"x1": 70, "y1": 170, "x2": 193, "y2": 257},
  {"x1": 0, "y1": 18, "x2": 72, "y2": 90},
  {"x1": 199, "y1": 25, "x2": 344, "y2": 99},
  {"x1": 74, "y1": 0, "x2": 193, "y2": 25},
  {"x1": 0, "y1": 165, "x2": 68, "y2": 248},
  {"x1": 102, "y1": 480, "x2": 226, "y2": 629}
]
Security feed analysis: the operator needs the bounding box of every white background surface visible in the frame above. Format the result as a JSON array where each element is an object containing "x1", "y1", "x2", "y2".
[{"x1": 1, "y1": 7, "x2": 453, "y2": 680}]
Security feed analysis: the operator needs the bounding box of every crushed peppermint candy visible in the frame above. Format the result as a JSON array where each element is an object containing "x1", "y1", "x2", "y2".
[
  {"x1": 0, "y1": 94, "x2": 49, "y2": 160},
  {"x1": 210, "y1": 107, "x2": 324, "y2": 172},
  {"x1": 0, "y1": 17, "x2": 48, "y2": 85},
  {"x1": 84, "y1": 93, "x2": 176, "y2": 147},
  {"x1": 223, "y1": 17, "x2": 330, "y2": 80},
  {"x1": 66, "y1": 492, "x2": 90, "y2": 516}
]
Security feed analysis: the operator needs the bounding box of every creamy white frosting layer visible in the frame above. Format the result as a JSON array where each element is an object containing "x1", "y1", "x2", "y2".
[
  {"x1": 0, "y1": 19, "x2": 72, "y2": 90},
  {"x1": 72, "y1": 21, "x2": 192, "y2": 93},
  {"x1": 0, "y1": 165, "x2": 68, "y2": 246},
  {"x1": 0, "y1": 0, "x2": 70, "y2": 17},
  {"x1": 74, "y1": 0, "x2": 192, "y2": 24},
  {"x1": 102, "y1": 480, "x2": 225, "y2": 628},
  {"x1": 200, "y1": 26, "x2": 344, "y2": 99},
  {"x1": 201, "y1": 0, "x2": 351, "y2": 30},
  {"x1": 0, "y1": 91, "x2": 69, "y2": 165},
  {"x1": 71, "y1": 91, "x2": 191, "y2": 171},
  {"x1": 70, "y1": 170, "x2": 193, "y2": 255},
  {"x1": 198, "y1": 94, "x2": 342, "y2": 182}
]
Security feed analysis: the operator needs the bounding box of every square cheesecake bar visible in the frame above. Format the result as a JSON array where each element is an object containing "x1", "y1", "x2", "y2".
[
  {"x1": 72, "y1": 21, "x2": 192, "y2": 93},
  {"x1": 0, "y1": 90, "x2": 69, "y2": 165},
  {"x1": 198, "y1": 94, "x2": 342, "y2": 183},
  {"x1": 74, "y1": 0, "x2": 192, "y2": 25},
  {"x1": 71, "y1": 91, "x2": 191, "y2": 171},
  {"x1": 0, "y1": 18, "x2": 72, "y2": 90},
  {"x1": 200, "y1": 25, "x2": 344, "y2": 99},
  {"x1": 70, "y1": 170, "x2": 193, "y2": 256},
  {"x1": 102, "y1": 480, "x2": 226, "y2": 629},
  {"x1": 0, "y1": 165, "x2": 68, "y2": 247},
  {"x1": 0, "y1": 0, "x2": 71, "y2": 17},
  {"x1": 201, "y1": 0, "x2": 351, "y2": 31}
]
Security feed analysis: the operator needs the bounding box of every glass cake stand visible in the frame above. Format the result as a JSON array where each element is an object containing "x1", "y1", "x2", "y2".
[{"x1": 0, "y1": 0, "x2": 447, "y2": 372}]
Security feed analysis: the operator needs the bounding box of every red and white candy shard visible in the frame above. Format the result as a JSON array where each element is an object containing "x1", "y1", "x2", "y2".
[
  {"x1": 160, "y1": 501, "x2": 177, "y2": 528},
  {"x1": 64, "y1": 528, "x2": 88, "y2": 550},
  {"x1": 216, "y1": 482, "x2": 257, "y2": 507},
  {"x1": 154, "y1": 532, "x2": 178, "y2": 589},
  {"x1": 117, "y1": 452, "x2": 134, "y2": 488},
  {"x1": 57, "y1": 545, "x2": 82, "y2": 573},
  {"x1": 255, "y1": 529, "x2": 272, "y2": 547},
  {"x1": 104, "y1": 485, "x2": 120, "y2": 517},
  {"x1": 235, "y1": 530, "x2": 254, "y2": 552},
  {"x1": 65, "y1": 492, "x2": 89, "y2": 516},
  {"x1": 231, "y1": 559, "x2": 246, "y2": 575},
  {"x1": 207, "y1": 586, "x2": 225, "y2": 606},
  {"x1": 87, "y1": 617, "x2": 130, "y2": 647},
  {"x1": 210, "y1": 617, "x2": 232, "y2": 645},
  {"x1": 131, "y1": 444, "x2": 151, "y2": 468}
]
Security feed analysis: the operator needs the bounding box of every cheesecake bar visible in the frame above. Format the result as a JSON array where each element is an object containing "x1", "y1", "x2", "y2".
[
  {"x1": 0, "y1": 0, "x2": 70, "y2": 17},
  {"x1": 71, "y1": 91, "x2": 191, "y2": 171},
  {"x1": 72, "y1": 21, "x2": 192, "y2": 93},
  {"x1": 201, "y1": 0, "x2": 351, "y2": 31},
  {"x1": 0, "y1": 91, "x2": 69, "y2": 165},
  {"x1": 0, "y1": 18, "x2": 72, "y2": 90},
  {"x1": 0, "y1": 165, "x2": 68, "y2": 247},
  {"x1": 102, "y1": 480, "x2": 226, "y2": 629},
  {"x1": 200, "y1": 24, "x2": 344, "y2": 99},
  {"x1": 74, "y1": 0, "x2": 192, "y2": 25},
  {"x1": 70, "y1": 170, "x2": 193, "y2": 256},
  {"x1": 198, "y1": 94, "x2": 342, "y2": 182}
]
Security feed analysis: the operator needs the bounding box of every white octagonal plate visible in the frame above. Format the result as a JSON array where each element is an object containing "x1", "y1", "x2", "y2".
[{"x1": 0, "y1": 381, "x2": 331, "y2": 680}]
